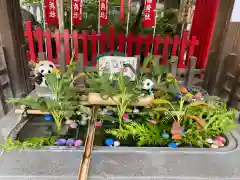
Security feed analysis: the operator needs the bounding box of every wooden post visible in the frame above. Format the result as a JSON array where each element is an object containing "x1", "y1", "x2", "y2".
[
  {"x1": 186, "y1": 56, "x2": 197, "y2": 87},
  {"x1": 56, "y1": 0, "x2": 66, "y2": 72},
  {"x1": 0, "y1": 0, "x2": 31, "y2": 97}
]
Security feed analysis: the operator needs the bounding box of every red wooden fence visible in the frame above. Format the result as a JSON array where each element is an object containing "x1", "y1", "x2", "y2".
[{"x1": 24, "y1": 21, "x2": 199, "y2": 69}]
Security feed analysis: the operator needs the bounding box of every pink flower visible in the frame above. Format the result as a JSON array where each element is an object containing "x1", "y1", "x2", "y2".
[{"x1": 122, "y1": 113, "x2": 129, "y2": 120}]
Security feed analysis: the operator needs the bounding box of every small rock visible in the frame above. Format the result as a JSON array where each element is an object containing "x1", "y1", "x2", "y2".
[
  {"x1": 168, "y1": 142, "x2": 178, "y2": 148},
  {"x1": 74, "y1": 140, "x2": 83, "y2": 147},
  {"x1": 66, "y1": 138, "x2": 75, "y2": 146},
  {"x1": 215, "y1": 136, "x2": 226, "y2": 144},
  {"x1": 214, "y1": 140, "x2": 224, "y2": 147},
  {"x1": 96, "y1": 121, "x2": 102, "y2": 127},
  {"x1": 105, "y1": 139, "x2": 114, "y2": 146},
  {"x1": 211, "y1": 144, "x2": 219, "y2": 148},
  {"x1": 148, "y1": 120, "x2": 157, "y2": 124},
  {"x1": 114, "y1": 141, "x2": 120, "y2": 147},
  {"x1": 161, "y1": 132, "x2": 170, "y2": 139},
  {"x1": 55, "y1": 138, "x2": 66, "y2": 146},
  {"x1": 194, "y1": 92, "x2": 201, "y2": 98},
  {"x1": 70, "y1": 122, "x2": 78, "y2": 129},
  {"x1": 180, "y1": 87, "x2": 188, "y2": 94},
  {"x1": 122, "y1": 113, "x2": 129, "y2": 120},
  {"x1": 206, "y1": 138, "x2": 213, "y2": 144},
  {"x1": 79, "y1": 120, "x2": 87, "y2": 126},
  {"x1": 123, "y1": 119, "x2": 131, "y2": 124},
  {"x1": 132, "y1": 108, "x2": 139, "y2": 113},
  {"x1": 65, "y1": 119, "x2": 74, "y2": 125},
  {"x1": 44, "y1": 114, "x2": 53, "y2": 121}
]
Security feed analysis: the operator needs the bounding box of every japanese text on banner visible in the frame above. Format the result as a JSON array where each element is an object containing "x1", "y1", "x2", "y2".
[
  {"x1": 100, "y1": 0, "x2": 108, "y2": 25},
  {"x1": 72, "y1": 0, "x2": 84, "y2": 26},
  {"x1": 44, "y1": 0, "x2": 58, "y2": 25},
  {"x1": 142, "y1": 0, "x2": 156, "y2": 27}
]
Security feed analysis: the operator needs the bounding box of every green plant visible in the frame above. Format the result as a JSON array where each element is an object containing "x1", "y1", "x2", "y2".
[
  {"x1": 8, "y1": 61, "x2": 85, "y2": 134},
  {"x1": 106, "y1": 122, "x2": 171, "y2": 146},
  {"x1": 87, "y1": 72, "x2": 142, "y2": 128},
  {"x1": 1, "y1": 136, "x2": 56, "y2": 151}
]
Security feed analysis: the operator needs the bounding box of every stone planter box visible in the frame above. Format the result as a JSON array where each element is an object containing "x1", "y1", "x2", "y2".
[{"x1": 1, "y1": 87, "x2": 240, "y2": 179}]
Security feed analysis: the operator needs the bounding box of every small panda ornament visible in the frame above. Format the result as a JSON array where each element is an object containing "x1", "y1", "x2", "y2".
[
  {"x1": 142, "y1": 79, "x2": 155, "y2": 90},
  {"x1": 34, "y1": 61, "x2": 57, "y2": 87}
]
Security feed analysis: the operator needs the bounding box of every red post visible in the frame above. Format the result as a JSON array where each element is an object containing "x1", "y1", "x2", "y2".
[
  {"x1": 135, "y1": 34, "x2": 143, "y2": 55},
  {"x1": 25, "y1": 21, "x2": 36, "y2": 61},
  {"x1": 64, "y1": 29, "x2": 70, "y2": 64},
  {"x1": 73, "y1": 30, "x2": 79, "y2": 61},
  {"x1": 34, "y1": 27, "x2": 44, "y2": 53},
  {"x1": 81, "y1": 31, "x2": 88, "y2": 67}
]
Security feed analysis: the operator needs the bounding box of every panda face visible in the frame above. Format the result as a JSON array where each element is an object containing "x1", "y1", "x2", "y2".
[
  {"x1": 38, "y1": 63, "x2": 54, "y2": 75},
  {"x1": 142, "y1": 79, "x2": 155, "y2": 90}
]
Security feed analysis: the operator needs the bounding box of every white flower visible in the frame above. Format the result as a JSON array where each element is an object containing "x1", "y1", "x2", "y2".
[{"x1": 142, "y1": 79, "x2": 155, "y2": 90}]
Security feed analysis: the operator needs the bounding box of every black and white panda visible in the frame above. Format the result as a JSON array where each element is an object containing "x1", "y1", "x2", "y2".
[{"x1": 34, "y1": 61, "x2": 57, "y2": 87}]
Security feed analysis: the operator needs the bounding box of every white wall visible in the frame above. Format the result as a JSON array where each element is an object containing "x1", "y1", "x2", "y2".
[{"x1": 231, "y1": 0, "x2": 240, "y2": 22}]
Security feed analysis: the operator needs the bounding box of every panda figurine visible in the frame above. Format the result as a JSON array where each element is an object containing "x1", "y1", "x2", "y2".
[{"x1": 34, "y1": 61, "x2": 58, "y2": 87}]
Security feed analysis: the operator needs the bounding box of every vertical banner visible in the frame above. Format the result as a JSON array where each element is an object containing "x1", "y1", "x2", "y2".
[
  {"x1": 72, "y1": 0, "x2": 84, "y2": 26},
  {"x1": 100, "y1": 0, "x2": 109, "y2": 25},
  {"x1": 44, "y1": 0, "x2": 58, "y2": 25},
  {"x1": 142, "y1": 0, "x2": 156, "y2": 27},
  {"x1": 120, "y1": 0, "x2": 124, "y2": 21}
]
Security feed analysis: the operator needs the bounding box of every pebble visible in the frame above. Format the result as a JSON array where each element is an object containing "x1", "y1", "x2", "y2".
[
  {"x1": 168, "y1": 142, "x2": 178, "y2": 148},
  {"x1": 105, "y1": 139, "x2": 114, "y2": 146},
  {"x1": 206, "y1": 138, "x2": 214, "y2": 144},
  {"x1": 70, "y1": 122, "x2": 78, "y2": 129},
  {"x1": 66, "y1": 138, "x2": 75, "y2": 146},
  {"x1": 216, "y1": 136, "x2": 226, "y2": 144},
  {"x1": 161, "y1": 132, "x2": 170, "y2": 139},
  {"x1": 74, "y1": 140, "x2": 83, "y2": 147},
  {"x1": 211, "y1": 144, "x2": 219, "y2": 148},
  {"x1": 114, "y1": 141, "x2": 120, "y2": 147},
  {"x1": 214, "y1": 140, "x2": 224, "y2": 147},
  {"x1": 79, "y1": 119, "x2": 87, "y2": 126},
  {"x1": 44, "y1": 114, "x2": 53, "y2": 121},
  {"x1": 65, "y1": 120, "x2": 74, "y2": 125},
  {"x1": 180, "y1": 87, "x2": 188, "y2": 94},
  {"x1": 194, "y1": 92, "x2": 201, "y2": 98},
  {"x1": 148, "y1": 120, "x2": 157, "y2": 124},
  {"x1": 132, "y1": 108, "x2": 139, "y2": 113},
  {"x1": 122, "y1": 113, "x2": 129, "y2": 120},
  {"x1": 96, "y1": 121, "x2": 103, "y2": 127},
  {"x1": 123, "y1": 119, "x2": 131, "y2": 124},
  {"x1": 55, "y1": 138, "x2": 66, "y2": 146}
]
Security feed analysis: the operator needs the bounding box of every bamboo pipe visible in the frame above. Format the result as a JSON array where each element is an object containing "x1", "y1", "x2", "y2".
[{"x1": 88, "y1": 93, "x2": 154, "y2": 106}]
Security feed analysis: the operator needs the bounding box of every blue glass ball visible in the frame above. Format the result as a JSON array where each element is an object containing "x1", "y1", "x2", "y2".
[
  {"x1": 168, "y1": 142, "x2": 178, "y2": 148},
  {"x1": 105, "y1": 139, "x2": 114, "y2": 146},
  {"x1": 44, "y1": 114, "x2": 53, "y2": 121}
]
